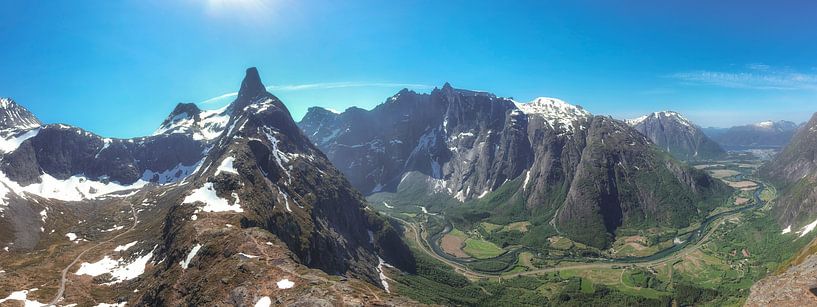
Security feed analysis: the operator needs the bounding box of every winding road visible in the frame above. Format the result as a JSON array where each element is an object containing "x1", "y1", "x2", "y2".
[
  {"x1": 48, "y1": 200, "x2": 140, "y2": 306},
  {"x1": 391, "y1": 183, "x2": 767, "y2": 281}
]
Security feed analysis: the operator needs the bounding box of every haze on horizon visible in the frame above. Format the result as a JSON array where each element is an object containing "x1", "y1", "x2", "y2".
[{"x1": 1, "y1": 0, "x2": 816, "y2": 138}]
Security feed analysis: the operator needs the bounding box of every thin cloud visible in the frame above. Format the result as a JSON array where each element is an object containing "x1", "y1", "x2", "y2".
[
  {"x1": 200, "y1": 92, "x2": 238, "y2": 104},
  {"x1": 267, "y1": 82, "x2": 434, "y2": 91},
  {"x1": 200, "y1": 81, "x2": 433, "y2": 104},
  {"x1": 669, "y1": 64, "x2": 817, "y2": 91}
]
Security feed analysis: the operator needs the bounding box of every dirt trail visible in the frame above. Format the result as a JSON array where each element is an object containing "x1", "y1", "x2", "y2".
[{"x1": 48, "y1": 200, "x2": 139, "y2": 306}]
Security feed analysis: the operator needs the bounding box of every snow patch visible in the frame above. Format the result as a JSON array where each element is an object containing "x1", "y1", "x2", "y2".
[
  {"x1": 183, "y1": 182, "x2": 243, "y2": 213},
  {"x1": 75, "y1": 248, "x2": 155, "y2": 285},
  {"x1": 782, "y1": 225, "x2": 792, "y2": 234},
  {"x1": 180, "y1": 244, "x2": 202, "y2": 269},
  {"x1": 255, "y1": 297, "x2": 271, "y2": 307},
  {"x1": 477, "y1": 190, "x2": 489, "y2": 199},
  {"x1": 0, "y1": 288, "x2": 46, "y2": 306},
  {"x1": 0, "y1": 128, "x2": 40, "y2": 153},
  {"x1": 276, "y1": 279, "x2": 295, "y2": 289},
  {"x1": 141, "y1": 161, "x2": 202, "y2": 184},
  {"x1": 215, "y1": 156, "x2": 238, "y2": 176},
  {"x1": 114, "y1": 241, "x2": 138, "y2": 252},
  {"x1": 262, "y1": 127, "x2": 293, "y2": 184},
  {"x1": 798, "y1": 219, "x2": 817, "y2": 238},
  {"x1": 377, "y1": 257, "x2": 391, "y2": 293},
  {"x1": 0, "y1": 171, "x2": 148, "y2": 202},
  {"x1": 754, "y1": 120, "x2": 774, "y2": 128}
]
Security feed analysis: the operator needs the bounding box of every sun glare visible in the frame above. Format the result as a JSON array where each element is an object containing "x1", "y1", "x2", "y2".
[{"x1": 204, "y1": 0, "x2": 274, "y2": 17}]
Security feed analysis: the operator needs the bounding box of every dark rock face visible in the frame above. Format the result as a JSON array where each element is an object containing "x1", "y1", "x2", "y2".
[
  {"x1": 298, "y1": 85, "x2": 531, "y2": 199},
  {"x1": 761, "y1": 113, "x2": 817, "y2": 227},
  {"x1": 1, "y1": 125, "x2": 207, "y2": 185},
  {"x1": 710, "y1": 120, "x2": 799, "y2": 148},
  {"x1": 627, "y1": 111, "x2": 726, "y2": 160},
  {"x1": 300, "y1": 89, "x2": 731, "y2": 248}
]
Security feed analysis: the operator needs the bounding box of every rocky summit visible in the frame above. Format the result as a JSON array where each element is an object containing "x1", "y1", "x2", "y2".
[
  {"x1": 299, "y1": 86, "x2": 731, "y2": 248},
  {"x1": 0, "y1": 68, "x2": 416, "y2": 306}
]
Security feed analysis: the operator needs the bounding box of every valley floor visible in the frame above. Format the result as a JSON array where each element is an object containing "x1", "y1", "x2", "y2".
[{"x1": 372, "y1": 156, "x2": 817, "y2": 306}]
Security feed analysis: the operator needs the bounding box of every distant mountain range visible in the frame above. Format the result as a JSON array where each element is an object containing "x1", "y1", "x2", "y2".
[
  {"x1": 704, "y1": 120, "x2": 800, "y2": 148},
  {"x1": 299, "y1": 85, "x2": 731, "y2": 248},
  {"x1": 626, "y1": 111, "x2": 726, "y2": 160}
]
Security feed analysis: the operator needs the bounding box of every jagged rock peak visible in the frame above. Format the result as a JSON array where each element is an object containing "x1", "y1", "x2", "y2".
[
  {"x1": 0, "y1": 97, "x2": 42, "y2": 130},
  {"x1": 170, "y1": 102, "x2": 202, "y2": 117},
  {"x1": 153, "y1": 101, "x2": 230, "y2": 140},
  {"x1": 237, "y1": 67, "x2": 266, "y2": 102}
]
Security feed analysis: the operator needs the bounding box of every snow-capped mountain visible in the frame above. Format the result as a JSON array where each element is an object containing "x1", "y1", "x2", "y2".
[
  {"x1": 513, "y1": 97, "x2": 591, "y2": 134},
  {"x1": 627, "y1": 111, "x2": 726, "y2": 160},
  {"x1": 0, "y1": 98, "x2": 41, "y2": 130},
  {"x1": 299, "y1": 85, "x2": 730, "y2": 248},
  {"x1": 708, "y1": 120, "x2": 799, "y2": 148},
  {"x1": 152, "y1": 102, "x2": 231, "y2": 141},
  {"x1": 0, "y1": 68, "x2": 415, "y2": 306}
]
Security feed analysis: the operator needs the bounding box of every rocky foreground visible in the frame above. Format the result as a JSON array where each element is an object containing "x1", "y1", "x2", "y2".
[{"x1": 746, "y1": 253, "x2": 817, "y2": 306}]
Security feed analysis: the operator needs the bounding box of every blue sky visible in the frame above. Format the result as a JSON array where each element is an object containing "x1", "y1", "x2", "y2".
[{"x1": 1, "y1": 0, "x2": 816, "y2": 138}]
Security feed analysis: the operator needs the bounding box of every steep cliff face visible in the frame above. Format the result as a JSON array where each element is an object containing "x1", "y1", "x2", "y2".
[
  {"x1": 558, "y1": 116, "x2": 728, "y2": 246},
  {"x1": 761, "y1": 113, "x2": 817, "y2": 228},
  {"x1": 627, "y1": 111, "x2": 726, "y2": 160},
  {"x1": 0, "y1": 68, "x2": 415, "y2": 306},
  {"x1": 300, "y1": 87, "x2": 730, "y2": 248},
  {"x1": 299, "y1": 84, "x2": 532, "y2": 200}
]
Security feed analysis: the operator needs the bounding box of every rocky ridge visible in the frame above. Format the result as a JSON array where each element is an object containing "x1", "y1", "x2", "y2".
[{"x1": 0, "y1": 68, "x2": 416, "y2": 306}]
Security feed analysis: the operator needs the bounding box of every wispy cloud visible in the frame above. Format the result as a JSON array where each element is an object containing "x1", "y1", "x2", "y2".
[
  {"x1": 200, "y1": 81, "x2": 433, "y2": 104},
  {"x1": 267, "y1": 82, "x2": 434, "y2": 91},
  {"x1": 200, "y1": 92, "x2": 238, "y2": 104},
  {"x1": 669, "y1": 64, "x2": 817, "y2": 91}
]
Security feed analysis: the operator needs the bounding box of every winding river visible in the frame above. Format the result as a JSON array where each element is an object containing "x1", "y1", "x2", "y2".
[{"x1": 423, "y1": 184, "x2": 766, "y2": 274}]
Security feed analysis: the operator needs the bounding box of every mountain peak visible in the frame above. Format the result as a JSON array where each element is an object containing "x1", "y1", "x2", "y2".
[
  {"x1": 0, "y1": 97, "x2": 14, "y2": 109},
  {"x1": 0, "y1": 97, "x2": 42, "y2": 130},
  {"x1": 514, "y1": 97, "x2": 591, "y2": 133},
  {"x1": 170, "y1": 102, "x2": 202, "y2": 117},
  {"x1": 237, "y1": 67, "x2": 266, "y2": 101},
  {"x1": 627, "y1": 110, "x2": 690, "y2": 127}
]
